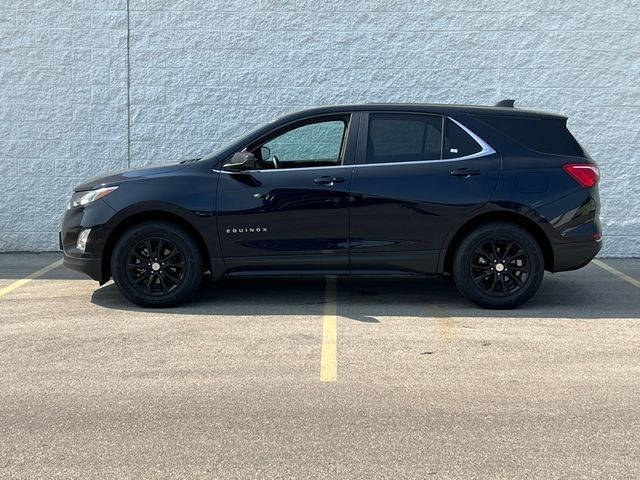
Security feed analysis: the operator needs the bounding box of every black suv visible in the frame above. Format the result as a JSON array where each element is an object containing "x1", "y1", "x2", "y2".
[{"x1": 61, "y1": 101, "x2": 601, "y2": 309}]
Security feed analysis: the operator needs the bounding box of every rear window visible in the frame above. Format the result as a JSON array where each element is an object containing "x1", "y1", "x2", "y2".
[{"x1": 474, "y1": 115, "x2": 583, "y2": 157}]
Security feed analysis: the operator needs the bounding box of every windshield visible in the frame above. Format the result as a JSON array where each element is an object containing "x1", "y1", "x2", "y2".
[{"x1": 199, "y1": 121, "x2": 277, "y2": 163}]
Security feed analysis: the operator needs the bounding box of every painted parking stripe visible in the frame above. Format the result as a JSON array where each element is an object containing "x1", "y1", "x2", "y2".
[
  {"x1": 320, "y1": 275, "x2": 338, "y2": 382},
  {"x1": 432, "y1": 303, "x2": 458, "y2": 339},
  {"x1": 0, "y1": 259, "x2": 63, "y2": 298},
  {"x1": 592, "y1": 259, "x2": 640, "y2": 289}
]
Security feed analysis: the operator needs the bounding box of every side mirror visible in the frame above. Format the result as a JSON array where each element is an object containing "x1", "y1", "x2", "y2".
[
  {"x1": 223, "y1": 151, "x2": 257, "y2": 171},
  {"x1": 260, "y1": 146, "x2": 271, "y2": 161}
]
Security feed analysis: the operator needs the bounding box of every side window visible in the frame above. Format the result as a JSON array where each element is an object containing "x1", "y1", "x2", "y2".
[
  {"x1": 367, "y1": 113, "x2": 443, "y2": 164},
  {"x1": 443, "y1": 118, "x2": 483, "y2": 159},
  {"x1": 261, "y1": 120, "x2": 347, "y2": 169}
]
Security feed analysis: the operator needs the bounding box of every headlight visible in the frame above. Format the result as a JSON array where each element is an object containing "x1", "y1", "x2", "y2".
[{"x1": 68, "y1": 186, "x2": 118, "y2": 209}]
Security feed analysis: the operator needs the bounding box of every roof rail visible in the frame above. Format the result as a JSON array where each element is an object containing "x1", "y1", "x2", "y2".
[{"x1": 495, "y1": 99, "x2": 516, "y2": 108}]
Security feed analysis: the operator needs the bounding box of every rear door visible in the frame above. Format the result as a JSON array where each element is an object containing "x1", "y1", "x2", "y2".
[{"x1": 349, "y1": 112, "x2": 501, "y2": 274}]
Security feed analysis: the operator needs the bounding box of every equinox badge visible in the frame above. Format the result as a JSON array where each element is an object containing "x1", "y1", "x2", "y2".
[{"x1": 225, "y1": 227, "x2": 268, "y2": 234}]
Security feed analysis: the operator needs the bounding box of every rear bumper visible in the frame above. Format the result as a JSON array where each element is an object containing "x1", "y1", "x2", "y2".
[
  {"x1": 62, "y1": 251, "x2": 104, "y2": 282},
  {"x1": 551, "y1": 239, "x2": 602, "y2": 272}
]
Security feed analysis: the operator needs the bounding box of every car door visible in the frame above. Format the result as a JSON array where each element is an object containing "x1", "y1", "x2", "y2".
[
  {"x1": 349, "y1": 111, "x2": 500, "y2": 274},
  {"x1": 216, "y1": 113, "x2": 358, "y2": 275}
]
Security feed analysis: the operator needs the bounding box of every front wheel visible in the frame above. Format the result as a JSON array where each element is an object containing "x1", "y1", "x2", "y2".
[
  {"x1": 452, "y1": 222, "x2": 544, "y2": 309},
  {"x1": 111, "y1": 221, "x2": 202, "y2": 308}
]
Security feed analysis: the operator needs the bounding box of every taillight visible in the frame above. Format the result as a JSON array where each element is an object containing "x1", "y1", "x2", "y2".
[{"x1": 563, "y1": 163, "x2": 599, "y2": 188}]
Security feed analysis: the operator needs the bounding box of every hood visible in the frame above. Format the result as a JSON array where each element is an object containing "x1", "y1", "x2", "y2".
[{"x1": 74, "y1": 163, "x2": 188, "y2": 192}]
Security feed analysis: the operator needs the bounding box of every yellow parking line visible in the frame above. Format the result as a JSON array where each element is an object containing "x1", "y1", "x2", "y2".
[
  {"x1": 0, "y1": 259, "x2": 63, "y2": 298},
  {"x1": 432, "y1": 304, "x2": 458, "y2": 339},
  {"x1": 593, "y1": 259, "x2": 640, "y2": 289},
  {"x1": 320, "y1": 275, "x2": 337, "y2": 382}
]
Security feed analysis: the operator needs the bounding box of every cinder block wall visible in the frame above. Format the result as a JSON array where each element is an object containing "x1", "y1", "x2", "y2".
[
  {"x1": 1, "y1": 0, "x2": 638, "y2": 255},
  {"x1": 0, "y1": 0, "x2": 129, "y2": 250}
]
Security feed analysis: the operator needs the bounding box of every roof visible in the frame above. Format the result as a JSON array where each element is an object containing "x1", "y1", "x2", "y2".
[{"x1": 281, "y1": 102, "x2": 566, "y2": 120}]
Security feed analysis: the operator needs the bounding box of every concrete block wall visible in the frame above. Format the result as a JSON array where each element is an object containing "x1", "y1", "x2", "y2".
[
  {"x1": 1, "y1": 0, "x2": 639, "y2": 255},
  {"x1": 0, "y1": 0, "x2": 129, "y2": 250}
]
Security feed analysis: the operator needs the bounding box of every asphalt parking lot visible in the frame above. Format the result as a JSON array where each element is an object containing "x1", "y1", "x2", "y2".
[{"x1": 1, "y1": 253, "x2": 639, "y2": 479}]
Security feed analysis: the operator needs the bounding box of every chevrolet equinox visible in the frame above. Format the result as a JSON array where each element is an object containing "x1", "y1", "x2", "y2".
[{"x1": 60, "y1": 101, "x2": 602, "y2": 309}]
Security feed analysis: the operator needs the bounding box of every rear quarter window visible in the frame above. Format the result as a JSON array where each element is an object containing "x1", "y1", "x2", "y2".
[
  {"x1": 443, "y1": 118, "x2": 483, "y2": 159},
  {"x1": 473, "y1": 115, "x2": 584, "y2": 157}
]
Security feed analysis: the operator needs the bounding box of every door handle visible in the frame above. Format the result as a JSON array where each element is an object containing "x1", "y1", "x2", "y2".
[
  {"x1": 450, "y1": 168, "x2": 482, "y2": 177},
  {"x1": 314, "y1": 176, "x2": 345, "y2": 185}
]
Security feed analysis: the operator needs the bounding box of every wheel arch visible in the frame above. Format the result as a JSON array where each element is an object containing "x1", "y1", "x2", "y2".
[
  {"x1": 101, "y1": 210, "x2": 211, "y2": 283},
  {"x1": 441, "y1": 211, "x2": 554, "y2": 274}
]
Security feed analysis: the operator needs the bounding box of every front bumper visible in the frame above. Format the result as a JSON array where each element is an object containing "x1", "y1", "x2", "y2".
[
  {"x1": 62, "y1": 250, "x2": 104, "y2": 282},
  {"x1": 59, "y1": 198, "x2": 117, "y2": 284}
]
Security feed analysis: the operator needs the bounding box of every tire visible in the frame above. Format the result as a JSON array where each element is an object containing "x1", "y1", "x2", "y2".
[
  {"x1": 110, "y1": 221, "x2": 202, "y2": 308},
  {"x1": 452, "y1": 222, "x2": 544, "y2": 309}
]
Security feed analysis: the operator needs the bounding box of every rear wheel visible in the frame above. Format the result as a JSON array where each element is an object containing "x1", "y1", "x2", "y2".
[
  {"x1": 111, "y1": 221, "x2": 202, "y2": 308},
  {"x1": 452, "y1": 222, "x2": 544, "y2": 309}
]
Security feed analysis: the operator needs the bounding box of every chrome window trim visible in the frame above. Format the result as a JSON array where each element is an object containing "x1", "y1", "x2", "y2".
[
  {"x1": 353, "y1": 155, "x2": 489, "y2": 169},
  {"x1": 213, "y1": 164, "x2": 352, "y2": 173},
  {"x1": 213, "y1": 116, "x2": 496, "y2": 174},
  {"x1": 447, "y1": 117, "x2": 496, "y2": 160}
]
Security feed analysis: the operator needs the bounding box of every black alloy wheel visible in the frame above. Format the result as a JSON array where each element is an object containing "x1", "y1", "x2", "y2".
[
  {"x1": 126, "y1": 237, "x2": 186, "y2": 296},
  {"x1": 470, "y1": 238, "x2": 529, "y2": 297},
  {"x1": 453, "y1": 222, "x2": 544, "y2": 309},
  {"x1": 111, "y1": 222, "x2": 202, "y2": 307}
]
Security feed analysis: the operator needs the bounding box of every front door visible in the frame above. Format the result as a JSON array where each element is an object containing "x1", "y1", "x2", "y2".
[
  {"x1": 349, "y1": 112, "x2": 501, "y2": 274},
  {"x1": 217, "y1": 115, "x2": 357, "y2": 275}
]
